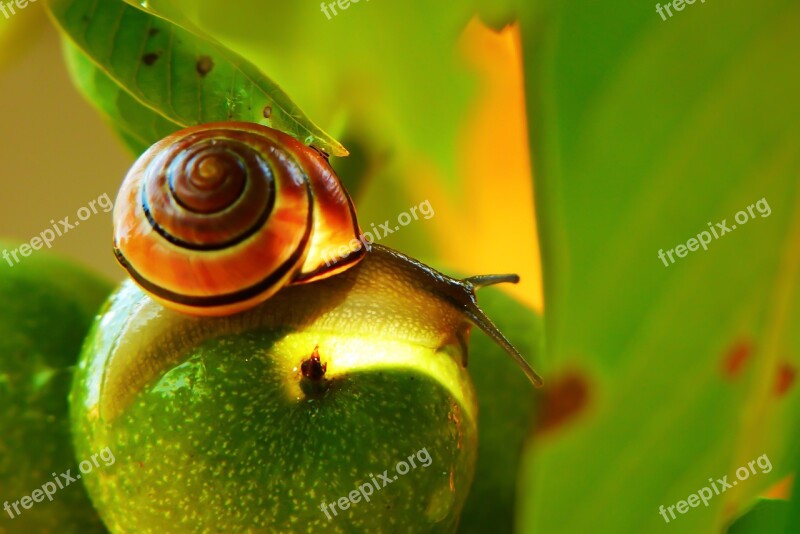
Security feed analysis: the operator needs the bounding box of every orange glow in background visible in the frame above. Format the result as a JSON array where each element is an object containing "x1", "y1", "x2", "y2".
[{"x1": 420, "y1": 19, "x2": 543, "y2": 313}]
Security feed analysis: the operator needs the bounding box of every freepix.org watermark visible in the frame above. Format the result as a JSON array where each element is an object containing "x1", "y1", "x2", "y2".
[
  {"x1": 657, "y1": 197, "x2": 771, "y2": 267},
  {"x1": 2, "y1": 193, "x2": 112, "y2": 267},
  {"x1": 4, "y1": 447, "x2": 115, "y2": 520},
  {"x1": 0, "y1": 0, "x2": 36, "y2": 21},
  {"x1": 658, "y1": 453, "x2": 772, "y2": 524},
  {"x1": 320, "y1": 0, "x2": 370, "y2": 20},
  {"x1": 321, "y1": 199, "x2": 434, "y2": 267},
  {"x1": 655, "y1": 0, "x2": 707, "y2": 22},
  {"x1": 319, "y1": 447, "x2": 433, "y2": 520}
]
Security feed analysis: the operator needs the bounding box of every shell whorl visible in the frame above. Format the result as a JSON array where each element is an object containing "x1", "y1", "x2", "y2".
[
  {"x1": 113, "y1": 122, "x2": 364, "y2": 316},
  {"x1": 143, "y1": 135, "x2": 275, "y2": 249}
]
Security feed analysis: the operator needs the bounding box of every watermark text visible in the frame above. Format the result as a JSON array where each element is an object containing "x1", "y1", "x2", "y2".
[
  {"x1": 2, "y1": 193, "x2": 112, "y2": 267},
  {"x1": 657, "y1": 197, "x2": 770, "y2": 267},
  {"x1": 320, "y1": 447, "x2": 432, "y2": 520},
  {"x1": 658, "y1": 453, "x2": 772, "y2": 524},
  {"x1": 322, "y1": 199, "x2": 434, "y2": 267},
  {"x1": 4, "y1": 447, "x2": 115, "y2": 520},
  {"x1": 320, "y1": 0, "x2": 370, "y2": 20},
  {"x1": 656, "y1": 0, "x2": 706, "y2": 22}
]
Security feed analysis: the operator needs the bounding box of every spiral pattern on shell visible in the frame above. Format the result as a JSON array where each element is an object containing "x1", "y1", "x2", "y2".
[{"x1": 113, "y1": 122, "x2": 364, "y2": 316}]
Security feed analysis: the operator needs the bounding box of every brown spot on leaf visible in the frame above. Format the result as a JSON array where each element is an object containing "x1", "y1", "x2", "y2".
[
  {"x1": 533, "y1": 371, "x2": 590, "y2": 437},
  {"x1": 196, "y1": 55, "x2": 214, "y2": 77},
  {"x1": 148, "y1": 28, "x2": 159, "y2": 37},
  {"x1": 721, "y1": 340, "x2": 752, "y2": 379},
  {"x1": 142, "y1": 53, "x2": 159, "y2": 66},
  {"x1": 774, "y1": 363, "x2": 796, "y2": 397},
  {"x1": 262, "y1": 105, "x2": 272, "y2": 119}
]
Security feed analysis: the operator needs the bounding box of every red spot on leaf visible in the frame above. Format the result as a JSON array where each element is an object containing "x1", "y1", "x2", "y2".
[
  {"x1": 721, "y1": 341, "x2": 752, "y2": 379},
  {"x1": 533, "y1": 371, "x2": 590, "y2": 437},
  {"x1": 774, "y1": 363, "x2": 796, "y2": 397}
]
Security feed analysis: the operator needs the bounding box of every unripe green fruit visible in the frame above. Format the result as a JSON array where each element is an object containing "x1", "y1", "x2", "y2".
[
  {"x1": 0, "y1": 242, "x2": 111, "y2": 532},
  {"x1": 72, "y1": 246, "x2": 501, "y2": 532}
]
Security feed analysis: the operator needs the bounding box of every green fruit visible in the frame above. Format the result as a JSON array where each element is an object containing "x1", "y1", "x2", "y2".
[
  {"x1": 72, "y1": 246, "x2": 503, "y2": 533},
  {"x1": 0, "y1": 241, "x2": 112, "y2": 532}
]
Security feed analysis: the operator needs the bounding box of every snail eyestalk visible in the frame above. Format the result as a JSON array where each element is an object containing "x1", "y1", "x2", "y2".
[
  {"x1": 464, "y1": 273, "x2": 520, "y2": 288},
  {"x1": 461, "y1": 273, "x2": 544, "y2": 388}
]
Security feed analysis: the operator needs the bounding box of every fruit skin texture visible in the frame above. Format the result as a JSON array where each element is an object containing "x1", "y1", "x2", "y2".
[
  {"x1": 0, "y1": 241, "x2": 112, "y2": 533},
  {"x1": 71, "y1": 247, "x2": 478, "y2": 533}
]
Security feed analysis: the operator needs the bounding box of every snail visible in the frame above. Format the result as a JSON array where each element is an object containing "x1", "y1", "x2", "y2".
[
  {"x1": 112, "y1": 122, "x2": 543, "y2": 387},
  {"x1": 83, "y1": 122, "x2": 544, "y2": 531},
  {"x1": 113, "y1": 121, "x2": 365, "y2": 317}
]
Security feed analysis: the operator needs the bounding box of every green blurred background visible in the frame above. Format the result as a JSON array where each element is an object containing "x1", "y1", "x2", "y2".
[{"x1": 0, "y1": 6, "x2": 129, "y2": 280}]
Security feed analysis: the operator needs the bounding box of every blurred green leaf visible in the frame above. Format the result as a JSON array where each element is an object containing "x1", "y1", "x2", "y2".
[
  {"x1": 0, "y1": 1, "x2": 46, "y2": 70},
  {"x1": 45, "y1": 0, "x2": 346, "y2": 156},
  {"x1": 0, "y1": 242, "x2": 112, "y2": 532},
  {"x1": 518, "y1": 0, "x2": 800, "y2": 532},
  {"x1": 727, "y1": 499, "x2": 790, "y2": 533}
]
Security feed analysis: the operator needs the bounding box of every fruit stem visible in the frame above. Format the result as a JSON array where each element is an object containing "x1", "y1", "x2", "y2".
[{"x1": 299, "y1": 345, "x2": 331, "y2": 397}]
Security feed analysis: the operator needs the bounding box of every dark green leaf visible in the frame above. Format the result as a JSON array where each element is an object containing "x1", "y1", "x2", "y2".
[
  {"x1": 46, "y1": 0, "x2": 346, "y2": 156},
  {"x1": 727, "y1": 499, "x2": 790, "y2": 533}
]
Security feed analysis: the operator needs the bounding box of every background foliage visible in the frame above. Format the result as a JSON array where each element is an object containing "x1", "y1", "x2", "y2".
[{"x1": 24, "y1": 0, "x2": 800, "y2": 531}]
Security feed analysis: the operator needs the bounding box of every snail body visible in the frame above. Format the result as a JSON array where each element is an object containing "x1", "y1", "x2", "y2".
[
  {"x1": 112, "y1": 122, "x2": 542, "y2": 386},
  {"x1": 113, "y1": 122, "x2": 364, "y2": 317}
]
